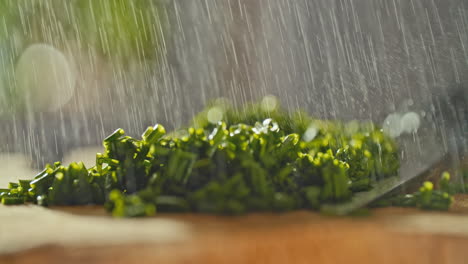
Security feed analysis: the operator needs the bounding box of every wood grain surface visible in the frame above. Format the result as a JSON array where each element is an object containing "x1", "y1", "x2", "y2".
[
  {"x1": 1, "y1": 195, "x2": 468, "y2": 264},
  {"x1": 2, "y1": 159, "x2": 467, "y2": 264}
]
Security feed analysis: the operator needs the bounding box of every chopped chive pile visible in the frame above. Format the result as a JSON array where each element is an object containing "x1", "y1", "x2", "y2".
[
  {"x1": 376, "y1": 171, "x2": 466, "y2": 211},
  {"x1": 2, "y1": 97, "x2": 405, "y2": 217}
]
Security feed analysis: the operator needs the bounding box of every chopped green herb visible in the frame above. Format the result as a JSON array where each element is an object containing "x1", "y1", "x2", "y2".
[
  {"x1": 2, "y1": 97, "x2": 402, "y2": 217},
  {"x1": 375, "y1": 172, "x2": 456, "y2": 211},
  {"x1": 1, "y1": 196, "x2": 25, "y2": 205}
]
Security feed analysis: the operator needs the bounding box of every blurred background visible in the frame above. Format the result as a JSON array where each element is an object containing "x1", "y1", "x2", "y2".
[{"x1": 0, "y1": 0, "x2": 466, "y2": 178}]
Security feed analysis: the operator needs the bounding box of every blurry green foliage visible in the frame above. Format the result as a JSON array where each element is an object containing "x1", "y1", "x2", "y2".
[
  {"x1": 0, "y1": 0, "x2": 166, "y2": 61},
  {"x1": 75, "y1": 0, "x2": 166, "y2": 62},
  {"x1": 0, "y1": 0, "x2": 166, "y2": 113}
]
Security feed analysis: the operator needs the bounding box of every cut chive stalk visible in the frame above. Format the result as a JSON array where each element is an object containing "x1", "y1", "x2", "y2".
[
  {"x1": 8, "y1": 182, "x2": 19, "y2": 189},
  {"x1": 30, "y1": 173, "x2": 54, "y2": 195},
  {"x1": 1, "y1": 196, "x2": 25, "y2": 205},
  {"x1": 19, "y1": 180, "x2": 32, "y2": 189},
  {"x1": 104, "y1": 128, "x2": 125, "y2": 142},
  {"x1": 142, "y1": 124, "x2": 166, "y2": 144}
]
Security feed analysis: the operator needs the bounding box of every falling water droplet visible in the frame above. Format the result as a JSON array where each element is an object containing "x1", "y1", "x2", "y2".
[
  {"x1": 382, "y1": 113, "x2": 402, "y2": 138},
  {"x1": 207, "y1": 106, "x2": 224, "y2": 124},
  {"x1": 400, "y1": 112, "x2": 421, "y2": 134},
  {"x1": 15, "y1": 44, "x2": 76, "y2": 112}
]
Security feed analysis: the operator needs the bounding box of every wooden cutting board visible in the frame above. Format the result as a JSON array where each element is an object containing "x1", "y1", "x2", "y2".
[
  {"x1": 1, "y1": 157, "x2": 467, "y2": 264},
  {"x1": 1, "y1": 195, "x2": 468, "y2": 264}
]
